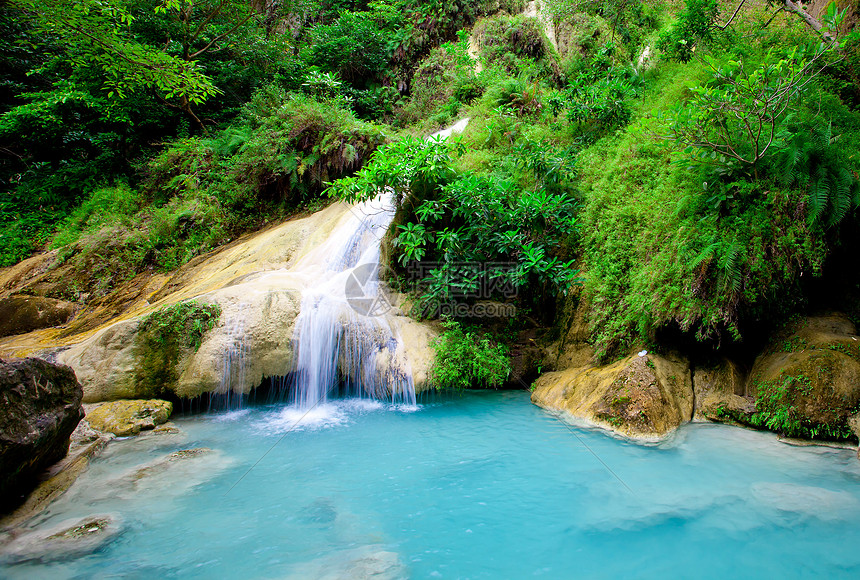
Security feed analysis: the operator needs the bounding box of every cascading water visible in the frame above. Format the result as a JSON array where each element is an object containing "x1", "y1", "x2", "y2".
[
  {"x1": 287, "y1": 192, "x2": 415, "y2": 408},
  {"x1": 210, "y1": 302, "x2": 249, "y2": 411},
  {"x1": 287, "y1": 119, "x2": 470, "y2": 409}
]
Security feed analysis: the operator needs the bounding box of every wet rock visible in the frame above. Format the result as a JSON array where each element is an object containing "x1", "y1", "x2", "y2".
[
  {"x1": 0, "y1": 514, "x2": 121, "y2": 563},
  {"x1": 152, "y1": 422, "x2": 181, "y2": 435},
  {"x1": 166, "y1": 447, "x2": 210, "y2": 460},
  {"x1": 85, "y1": 399, "x2": 172, "y2": 437},
  {"x1": 699, "y1": 393, "x2": 756, "y2": 424},
  {"x1": 0, "y1": 357, "x2": 83, "y2": 506},
  {"x1": 0, "y1": 295, "x2": 77, "y2": 338},
  {"x1": 128, "y1": 447, "x2": 213, "y2": 481},
  {"x1": 531, "y1": 352, "x2": 694, "y2": 438}
]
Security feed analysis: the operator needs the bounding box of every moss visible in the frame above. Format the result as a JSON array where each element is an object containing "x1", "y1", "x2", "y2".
[
  {"x1": 133, "y1": 301, "x2": 221, "y2": 397},
  {"x1": 748, "y1": 357, "x2": 858, "y2": 441},
  {"x1": 48, "y1": 518, "x2": 110, "y2": 540}
]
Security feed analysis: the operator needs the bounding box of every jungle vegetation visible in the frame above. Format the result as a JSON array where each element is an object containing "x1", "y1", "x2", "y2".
[{"x1": 2, "y1": 0, "x2": 860, "y2": 364}]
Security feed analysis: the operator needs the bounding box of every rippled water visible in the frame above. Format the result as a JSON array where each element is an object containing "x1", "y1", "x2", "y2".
[{"x1": 5, "y1": 391, "x2": 860, "y2": 578}]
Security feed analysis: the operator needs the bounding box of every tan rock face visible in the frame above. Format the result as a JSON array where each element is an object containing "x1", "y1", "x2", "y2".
[
  {"x1": 0, "y1": 296, "x2": 77, "y2": 338},
  {"x1": 692, "y1": 358, "x2": 749, "y2": 421},
  {"x1": 85, "y1": 400, "x2": 172, "y2": 437},
  {"x1": 531, "y1": 352, "x2": 693, "y2": 438}
]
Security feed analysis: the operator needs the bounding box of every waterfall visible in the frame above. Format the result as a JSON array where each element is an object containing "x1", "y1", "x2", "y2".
[
  {"x1": 211, "y1": 302, "x2": 250, "y2": 411},
  {"x1": 288, "y1": 193, "x2": 414, "y2": 408},
  {"x1": 287, "y1": 119, "x2": 469, "y2": 409}
]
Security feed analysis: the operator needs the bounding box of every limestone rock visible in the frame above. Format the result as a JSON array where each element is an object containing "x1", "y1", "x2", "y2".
[
  {"x1": 531, "y1": 352, "x2": 693, "y2": 438},
  {"x1": 691, "y1": 358, "x2": 747, "y2": 420},
  {"x1": 0, "y1": 358, "x2": 83, "y2": 504},
  {"x1": 548, "y1": 295, "x2": 595, "y2": 370},
  {"x1": 698, "y1": 392, "x2": 756, "y2": 424},
  {"x1": 85, "y1": 399, "x2": 172, "y2": 437},
  {"x1": 19, "y1": 202, "x2": 441, "y2": 402},
  {"x1": 0, "y1": 296, "x2": 77, "y2": 338},
  {"x1": 741, "y1": 313, "x2": 860, "y2": 438},
  {"x1": 0, "y1": 514, "x2": 122, "y2": 564}
]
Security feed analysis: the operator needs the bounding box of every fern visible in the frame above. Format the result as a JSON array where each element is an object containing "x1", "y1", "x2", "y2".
[{"x1": 771, "y1": 123, "x2": 859, "y2": 227}]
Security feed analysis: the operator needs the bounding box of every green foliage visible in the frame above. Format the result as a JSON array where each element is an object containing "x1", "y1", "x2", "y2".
[
  {"x1": 771, "y1": 118, "x2": 860, "y2": 227},
  {"x1": 329, "y1": 133, "x2": 580, "y2": 312},
  {"x1": 665, "y1": 43, "x2": 839, "y2": 169},
  {"x1": 398, "y1": 31, "x2": 482, "y2": 127},
  {"x1": 148, "y1": 90, "x2": 387, "y2": 223},
  {"x1": 51, "y1": 183, "x2": 142, "y2": 248},
  {"x1": 552, "y1": 61, "x2": 641, "y2": 140},
  {"x1": 400, "y1": 168, "x2": 579, "y2": 305},
  {"x1": 305, "y1": 11, "x2": 392, "y2": 88},
  {"x1": 429, "y1": 318, "x2": 510, "y2": 391},
  {"x1": 658, "y1": 0, "x2": 719, "y2": 63},
  {"x1": 472, "y1": 14, "x2": 558, "y2": 79},
  {"x1": 579, "y1": 112, "x2": 829, "y2": 358},
  {"x1": 135, "y1": 299, "x2": 221, "y2": 396},
  {"x1": 139, "y1": 300, "x2": 222, "y2": 351},
  {"x1": 328, "y1": 134, "x2": 462, "y2": 206},
  {"x1": 748, "y1": 375, "x2": 854, "y2": 440}
]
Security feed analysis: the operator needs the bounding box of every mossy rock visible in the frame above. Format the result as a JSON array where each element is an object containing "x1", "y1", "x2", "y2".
[
  {"x1": 531, "y1": 351, "x2": 693, "y2": 438},
  {"x1": 692, "y1": 357, "x2": 748, "y2": 421},
  {"x1": 742, "y1": 314, "x2": 860, "y2": 440},
  {"x1": 85, "y1": 399, "x2": 172, "y2": 437}
]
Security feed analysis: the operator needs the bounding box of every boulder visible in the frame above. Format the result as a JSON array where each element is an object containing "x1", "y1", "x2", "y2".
[
  {"x1": 85, "y1": 399, "x2": 172, "y2": 437},
  {"x1": 0, "y1": 296, "x2": 77, "y2": 338},
  {"x1": 0, "y1": 358, "x2": 83, "y2": 505},
  {"x1": 698, "y1": 392, "x2": 756, "y2": 424},
  {"x1": 531, "y1": 351, "x2": 694, "y2": 438},
  {"x1": 739, "y1": 314, "x2": 860, "y2": 439}
]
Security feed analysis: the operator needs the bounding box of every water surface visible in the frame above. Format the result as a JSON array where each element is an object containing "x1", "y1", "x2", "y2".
[{"x1": 5, "y1": 391, "x2": 860, "y2": 579}]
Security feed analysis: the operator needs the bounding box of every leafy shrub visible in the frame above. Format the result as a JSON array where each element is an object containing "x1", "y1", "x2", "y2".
[
  {"x1": 472, "y1": 14, "x2": 559, "y2": 80},
  {"x1": 429, "y1": 318, "x2": 510, "y2": 391},
  {"x1": 580, "y1": 121, "x2": 829, "y2": 359},
  {"x1": 398, "y1": 31, "x2": 482, "y2": 126},
  {"x1": 51, "y1": 183, "x2": 142, "y2": 249},
  {"x1": 554, "y1": 65, "x2": 640, "y2": 139},
  {"x1": 330, "y1": 133, "x2": 580, "y2": 313},
  {"x1": 139, "y1": 300, "x2": 222, "y2": 351},
  {"x1": 305, "y1": 12, "x2": 393, "y2": 88},
  {"x1": 658, "y1": 0, "x2": 719, "y2": 63}
]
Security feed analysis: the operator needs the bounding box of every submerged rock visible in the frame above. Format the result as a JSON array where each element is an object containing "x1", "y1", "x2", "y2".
[
  {"x1": 0, "y1": 514, "x2": 122, "y2": 564},
  {"x1": 0, "y1": 357, "x2": 83, "y2": 506},
  {"x1": 285, "y1": 545, "x2": 407, "y2": 580},
  {"x1": 85, "y1": 399, "x2": 172, "y2": 437},
  {"x1": 532, "y1": 352, "x2": 694, "y2": 438}
]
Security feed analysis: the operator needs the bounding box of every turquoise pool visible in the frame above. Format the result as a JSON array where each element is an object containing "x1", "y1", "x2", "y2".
[{"x1": 4, "y1": 390, "x2": 860, "y2": 578}]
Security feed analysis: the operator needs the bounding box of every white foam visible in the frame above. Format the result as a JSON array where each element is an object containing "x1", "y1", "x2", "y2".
[
  {"x1": 210, "y1": 409, "x2": 252, "y2": 423},
  {"x1": 255, "y1": 404, "x2": 350, "y2": 433}
]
